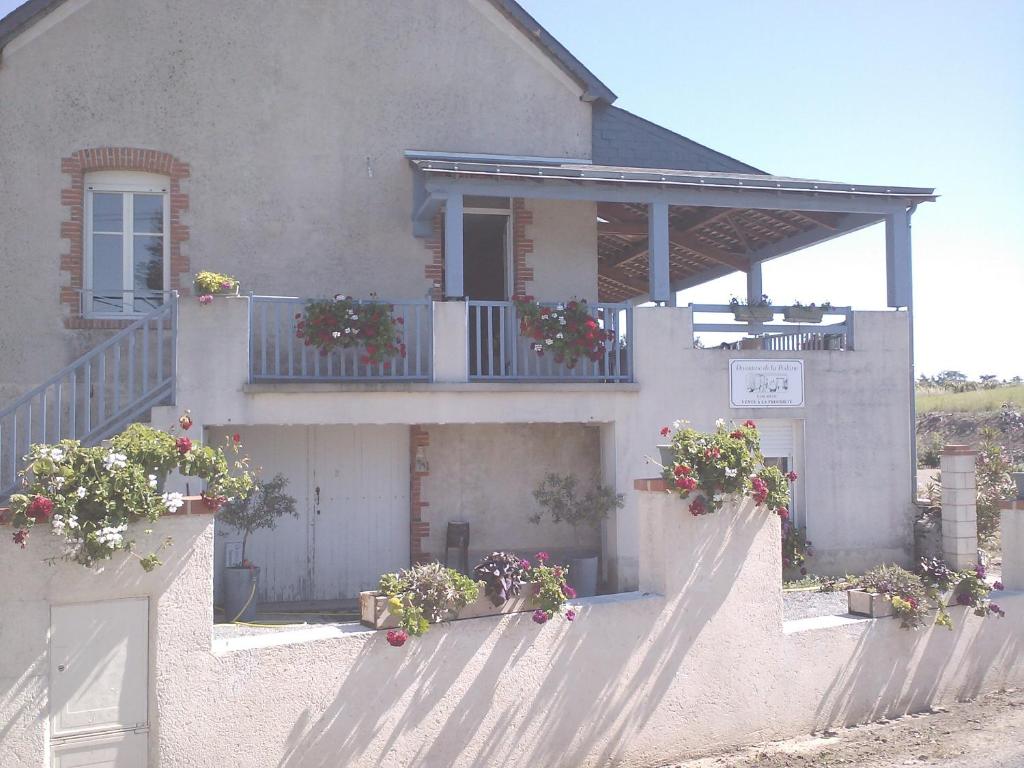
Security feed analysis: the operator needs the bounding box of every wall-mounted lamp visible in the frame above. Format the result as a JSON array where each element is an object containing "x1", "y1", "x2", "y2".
[{"x1": 415, "y1": 445, "x2": 429, "y2": 474}]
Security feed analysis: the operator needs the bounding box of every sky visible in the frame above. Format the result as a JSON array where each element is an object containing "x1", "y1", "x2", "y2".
[
  {"x1": 517, "y1": 0, "x2": 1023, "y2": 380},
  {"x1": 1, "y1": 1, "x2": 1021, "y2": 378}
]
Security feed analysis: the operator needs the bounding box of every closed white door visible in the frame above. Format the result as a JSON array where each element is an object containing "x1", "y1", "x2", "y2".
[
  {"x1": 50, "y1": 598, "x2": 149, "y2": 766},
  {"x1": 311, "y1": 425, "x2": 409, "y2": 599}
]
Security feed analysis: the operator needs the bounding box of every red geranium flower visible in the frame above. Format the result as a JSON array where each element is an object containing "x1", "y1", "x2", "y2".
[
  {"x1": 660, "y1": 427, "x2": 671, "y2": 437},
  {"x1": 743, "y1": 420, "x2": 757, "y2": 429},
  {"x1": 787, "y1": 471, "x2": 798, "y2": 482},
  {"x1": 12, "y1": 529, "x2": 29, "y2": 548},
  {"x1": 26, "y1": 495, "x2": 54, "y2": 523},
  {"x1": 386, "y1": 629, "x2": 408, "y2": 647},
  {"x1": 179, "y1": 412, "x2": 193, "y2": 431},
  {"x1": 176, "y1": 436, "x2": 192, "y2": 454}
]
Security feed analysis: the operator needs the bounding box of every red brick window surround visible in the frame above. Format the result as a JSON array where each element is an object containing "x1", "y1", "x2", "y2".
[
  {"x1": 422, "y1": 198, "x2": 534, "y2": 299},
  {"x1": 60, "y1": 148, "x2": 190, "y2": 329}
]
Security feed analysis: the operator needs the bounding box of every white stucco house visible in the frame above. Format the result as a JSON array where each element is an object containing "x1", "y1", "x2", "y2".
[{"x1": 0, "y1": 0, "x2": 935, "y2": 609}]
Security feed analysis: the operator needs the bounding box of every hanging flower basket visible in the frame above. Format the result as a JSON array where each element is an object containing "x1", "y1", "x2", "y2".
[
  {"x1": 296, "y1": 294, "x2": 406, "y2": 366},
  {"x1": 512, "y1": 296, "x2": 613, "y2": 368}
]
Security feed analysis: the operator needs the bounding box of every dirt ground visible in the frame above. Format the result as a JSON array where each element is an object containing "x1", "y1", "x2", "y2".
[{"x1": 661, "y1": 689, "x2": 1024, "y2": 768}]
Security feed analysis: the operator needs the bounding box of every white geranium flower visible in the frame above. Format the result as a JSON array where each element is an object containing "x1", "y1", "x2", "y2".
[
  {"x1": 724, "y1": 467, "x2": 738, "y2": 478},
  {"x1": 556, "y1": 333, "x2": 564, "y2": 339},
  {"x1": 672, "y1": 419, "x2": 687, "y2": 431},
  {"x1": 162, "y1": 492, "x2": 185, "y2": 512},
  {"x1": 350, "y1": 314, "x2": 359, "y2": 321},
  {"x1": 76, "y1": 486, "x2": 87, "y2": 499},
  {"x1": 715, "y1": 418, "x2": 726, "y2": 428},
  {"x1": 332, "y1": 331, "x2": 342, "y2": 339},
  {"x1": 52, "y1": 476, "x2": 66, "y2": 490},
  {"x1": 334, "y1": 294, "x2": 348, "y2": 301},
  {"x1": 559, "y1": 318, "x2": 567, "y2": 326},
  {"x1": 545, "y1": 339, "x2": 554, "y2": 346},
  {"x1": 103, "y1": 452, "x2": 127, "y2": 471},
  {"x1": 67, "y1": 514, "x2": 79, "y2": 528},
  {"x1": 148, "y1": 474, "x2": 158, "y2": 489},
  {"x1": 49, "y1": 447, "x2": 65, "y2": 463}
]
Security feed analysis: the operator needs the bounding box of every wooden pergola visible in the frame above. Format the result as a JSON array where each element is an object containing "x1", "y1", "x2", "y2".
[{"x1": 407, "y1": 154, "x2": 936, "y2": 310}]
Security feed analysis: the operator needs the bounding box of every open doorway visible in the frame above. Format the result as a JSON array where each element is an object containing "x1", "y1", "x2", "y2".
[{"x1": 463, "y1": 200, "x2": 511, "y2": 376}]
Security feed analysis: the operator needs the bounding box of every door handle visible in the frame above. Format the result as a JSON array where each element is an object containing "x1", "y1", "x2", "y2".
[{"x1": 315, "y1": 486, "x2": 321, "y2": 515}]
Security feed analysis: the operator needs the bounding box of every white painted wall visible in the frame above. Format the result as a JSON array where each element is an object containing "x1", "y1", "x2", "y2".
[
  {"x1": 0, "y1": 0, "x2": 594, "y2": 398},
  {"x1": 421, "y1": 423, "x2": 602, "y2": 564},
  {"x1": 2, "y1": 494, "x2": 1021, "y2": 767},
  {"x1": 155, "y1": 297, "x2": 915, "y2": 585}
]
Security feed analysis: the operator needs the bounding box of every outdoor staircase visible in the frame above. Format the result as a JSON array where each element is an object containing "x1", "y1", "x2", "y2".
[{"x1": 0, "y1": 302, "x2": 177, "y2": 501}]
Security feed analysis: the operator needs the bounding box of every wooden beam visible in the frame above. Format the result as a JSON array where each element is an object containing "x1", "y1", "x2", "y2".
[
  {"x1": 598, "y1": 264, "x2": 649, "y2": 294},
  {"x1": 724, "y1": 213, "x2": 753, "y2": 253},
  {"x1": 601, "y1": 228, "x2": 751, "y2": 274},
  {"x1": 789, "y1": 210, "x2": 839, "y2": 230}
]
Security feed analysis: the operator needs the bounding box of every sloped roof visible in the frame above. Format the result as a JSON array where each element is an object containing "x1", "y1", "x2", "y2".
[{"x1": 0, "y1": 0, "x2": 618, "y2": 104}]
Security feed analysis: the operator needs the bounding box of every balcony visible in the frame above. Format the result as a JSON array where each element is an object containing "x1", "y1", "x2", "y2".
[
  {"x1": 691, "y1": 304, "x2": 855, "y2": 352},
  {"x1": 247, "y1": 296, "x2": 633, "y2": 385}
]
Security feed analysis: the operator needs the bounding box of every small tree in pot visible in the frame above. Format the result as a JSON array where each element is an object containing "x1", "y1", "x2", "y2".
[
  {"x1": 530, "y1": 473, "x2": 623, "y2": 598},
  {"x1": 218, "y1": 474, "x2": 297, "y2": 622}
]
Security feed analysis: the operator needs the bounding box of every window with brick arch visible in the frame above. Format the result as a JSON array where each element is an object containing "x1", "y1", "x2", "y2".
[{"x1": 84, "y1": 171, "x2": 170, "y2": 318}]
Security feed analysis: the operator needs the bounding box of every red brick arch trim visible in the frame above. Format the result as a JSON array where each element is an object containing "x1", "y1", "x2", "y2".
[{"x1": 60, "y1": 148, "x2": 191, "y2": 329}]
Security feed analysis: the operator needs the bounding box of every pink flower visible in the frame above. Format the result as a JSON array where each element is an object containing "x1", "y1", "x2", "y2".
[
  {"x1": 198, "y1": 294, "x2": 214, "y2": 305},
  {"x1": 565, "y1": 609, "x2": 576, "y2": 622},
  {"x1": 787, "y1": 471, "x2": 799, "y2": 482},
  {"x1": 689, "y1": 497, "x2": 706, "y2": 516},
  {"x1": 519, "y1": 559, "x2": 531, "y2": 570},
  {"x1": 660, "y1": 427, "x2": 671, "y2": 437},
  {"x1": 175, "y1": 436, "x2": 192, "y2": 455},
  {"x1": 777, "y1": 507, "x2": 789, "y2": 520},
  {"x1": 532, "y1": 609, "x2": 549, "y2": 624},
  {"x1": 179, "y1": 412, "x2": 193, "y2": 431},
  {"x1": 535, "y1": 551, "x2": 550, "y2": 564},
  {"x1": 220, "y1": 280, "x2": 233, "y2": 291},
  {"x1": 562, "y1": 585, "x2": 577, "y2": 599},
  {"x1": 743, "y1": 420, "x2": 757, "y2": 429},
  {"x1": 386, "y1": 629, "x2": 408, "y2": 647}
]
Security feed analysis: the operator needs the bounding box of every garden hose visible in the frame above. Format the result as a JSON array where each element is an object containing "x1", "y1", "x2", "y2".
[{"x1": 230, "y1": 579, "x2": 258, "y2": 624}]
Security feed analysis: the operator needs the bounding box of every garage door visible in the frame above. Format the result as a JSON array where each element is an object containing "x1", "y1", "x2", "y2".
[{"x1": 225, "y1": 425, "x2": 409, "y2": 602}]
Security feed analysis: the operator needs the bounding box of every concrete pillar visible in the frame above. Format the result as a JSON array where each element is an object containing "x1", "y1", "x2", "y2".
[
  {"x1": 940, "y1": 444, "x2": 977, "y2": 569},
  {"x1": 1000, "y1": 500, "x2": 1024, "y2": 590},
  {"x1": 647, "y1": 202, "x2": 670, "y2": 304},
  {"x1": 431, "y1": 300, "x2": 468, "y2": 383}
]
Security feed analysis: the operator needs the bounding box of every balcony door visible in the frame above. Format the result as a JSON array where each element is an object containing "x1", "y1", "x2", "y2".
[{"x1": 464, "y1": 200, "x2": 512, "y2": 376}]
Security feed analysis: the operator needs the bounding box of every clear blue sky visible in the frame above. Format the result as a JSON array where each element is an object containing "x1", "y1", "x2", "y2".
[{"x1": 2, "y1": 1, "x2": 1021, "y2": 378}]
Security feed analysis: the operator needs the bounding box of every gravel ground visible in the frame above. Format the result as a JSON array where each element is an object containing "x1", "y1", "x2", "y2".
[
  {"x1": 782, "y1": 589, "x2": 849, "y2": 621},
  {"x1": 660, "y1": 689, "x2": 1024, "y2": 768}
]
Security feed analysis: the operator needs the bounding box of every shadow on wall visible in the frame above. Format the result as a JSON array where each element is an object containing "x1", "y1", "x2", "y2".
[{"x1": 274, "y1": 506, "x2": 762, "y2": 768}]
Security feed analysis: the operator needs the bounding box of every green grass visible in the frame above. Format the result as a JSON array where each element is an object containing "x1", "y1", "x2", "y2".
[{"x1": 917, "y1": 384, "x2": 1024, "y2": 414}]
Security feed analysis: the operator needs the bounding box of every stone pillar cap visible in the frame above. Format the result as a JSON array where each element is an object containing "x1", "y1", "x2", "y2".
[{"x1": 941, "y1": 444, "x2": 977, "y2": 456}]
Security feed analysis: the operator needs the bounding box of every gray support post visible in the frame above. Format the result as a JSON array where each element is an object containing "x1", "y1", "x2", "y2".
[
  {"x1": 648, "y1": 202, "x2": 670, "y2": 304},
  {"x1": 746, "y1": 261, "x2": 763, "y2": 305},
  {"x1": 444, "y1": 193, "x2": 464, "y2": 299},
  {"x1": 888, "y1": 206, "x2": 917, "y2": 498}
]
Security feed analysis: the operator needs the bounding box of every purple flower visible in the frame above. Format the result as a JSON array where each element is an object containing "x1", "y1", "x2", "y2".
[
  {"x1": 975, "y1": 563, "x2": 987, "y2": 579},
  {"x1": 565, "y1": 609, "x2": 576, "y2": 622},
  {"x1": 532, "y1": 609, "x2": 549, "y2": 625},
  {"x1": 519, "y1": 559, "x2": 531, "y2": 570},
  {"x1": 993, "y1": 581, "x2": 1004, "y2": 591},
  {"x1": 198, "y1": 294, "x2": 214, "y2": 305},
  {"x1": 562, "y1": 585, "x2": 577, "y2": 599},
  {"x1": 989, "y1": 603, "x2": 1005, "y2": 617}
]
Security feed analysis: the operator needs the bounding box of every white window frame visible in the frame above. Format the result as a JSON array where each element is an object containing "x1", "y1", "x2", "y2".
[{"x1": 84, "y1": 171, "x2": 170, "y2": 319}]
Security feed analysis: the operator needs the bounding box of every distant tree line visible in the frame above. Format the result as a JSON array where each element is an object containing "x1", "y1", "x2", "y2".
[{"x1": 917, "y1": 371, "x2": 1022, "y2": 392}]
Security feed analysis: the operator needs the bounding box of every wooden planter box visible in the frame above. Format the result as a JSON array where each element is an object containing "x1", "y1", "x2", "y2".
[
  {"x1": 783, "y1": 306, "x2": 825, "y2": 324},
  {"x1": 360, "y1": 583, "x2": 541, "y2": 630},
  {"x1": 731, "y1": 305, "x2": 774, "y2": 322},
  {"x1": 847, "y1": 589, "x2": 894, "y2": 618}
]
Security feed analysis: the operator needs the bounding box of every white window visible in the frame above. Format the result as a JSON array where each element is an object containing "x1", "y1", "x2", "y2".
[{"x1": 84, "y1": 171, "x2": 170, "y2": 317}]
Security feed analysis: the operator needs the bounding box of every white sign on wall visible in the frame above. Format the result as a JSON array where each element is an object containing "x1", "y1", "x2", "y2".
[{"x1": 729, "y1": 359, "x2": 805, "y2": 408}]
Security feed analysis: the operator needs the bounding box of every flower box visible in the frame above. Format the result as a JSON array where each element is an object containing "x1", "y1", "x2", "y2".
[
  {"x1": 731, "y1": 305, "x2": 774, "y2": 322},
  {"x1": 847, "y1": 589, "x2": 894, "y2": 618},
  {"x1": 783, "y1": 306, "x2": 825, "y2": 324},
  {"x1": 359, "y1": 583, "x2": 541, "y2": 630}
]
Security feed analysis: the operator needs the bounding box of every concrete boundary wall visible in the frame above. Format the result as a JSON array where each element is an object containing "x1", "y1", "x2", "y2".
[{"x1": 2, "y1": 493, "x2": 1021, "y2": 767}]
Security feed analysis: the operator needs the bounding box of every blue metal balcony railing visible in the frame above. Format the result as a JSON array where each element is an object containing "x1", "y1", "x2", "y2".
[
  {"x1": 249, "y1": 296, "x2": 433, "y2": 383},
  {"x1": 691, "y1": 304, "x2": 854, "y2": 351},
  {"x1": 467, "y1": 300, "x2": 633, "y2": 383}
]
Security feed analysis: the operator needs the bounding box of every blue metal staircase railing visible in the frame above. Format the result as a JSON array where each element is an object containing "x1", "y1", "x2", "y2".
[{"x1": 0, "y1": 299, "x2": 177, "y2": 500}]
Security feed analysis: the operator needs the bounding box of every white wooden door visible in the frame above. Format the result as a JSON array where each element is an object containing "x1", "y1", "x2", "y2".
[
  {"x1": 311, "y1": 425, "x2": 409, "y2": 599},
  {"x1": 232, "y1": 426, "x2": 313, "y2": 603},
  {"x1": 50, "y1": 598, "x2": 149, "y2": 766}
]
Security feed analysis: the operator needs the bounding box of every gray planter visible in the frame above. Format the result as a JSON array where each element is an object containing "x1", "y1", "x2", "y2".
[
  {"x1": 783, "y1": 306, "x2": 825, "y2": 324},
  {"x1": 568, "y1": 555, "x2": 599, "y2": 598},
  {"x1": 847, "y1": 589, "x2": 894, "y2": 618},
  {"x1": 223, "y1": 566, "x2": 260, "y2": 623},
  {"x1": 732, "y1": 305, "x2": 773, "y2": 322},
  {"x1": 359, "y1": 583, "x2": 540, "y2": 629},
  {"x1": 1012, "y1": 472, "x2": 1024, "y2": 500},
  {"x1": 657, "y1": 444, "x2": 674, "y2": 468}
]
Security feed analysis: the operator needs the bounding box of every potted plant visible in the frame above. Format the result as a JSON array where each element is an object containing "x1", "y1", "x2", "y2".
[
  {"x1": 217, "y1": 474, "x2": 297, "y2": 622},
  {"x1": 511, "y1": 295, "x2": 614, "y2": 368},
  {"x1": 530, "y1": 473, "x2": 623, "y2": 598},
  {"x1": 296, "y1": 294, "x2": 406, "y2": 366},
  {"x1": 783, "y1": 301, "x2": 831, "y2": 324},
  {"x1": 729, "y1": 294, "x2": 773, "y2": 322},
  {"x1": 193, "y1": 270, "x2": 240, "y2": 304},
  {"x1": 848, "y1": 563, "x2": 929, "y2": 628}
]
